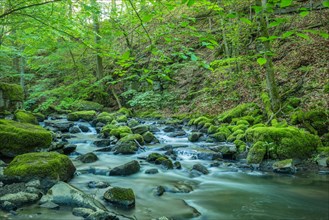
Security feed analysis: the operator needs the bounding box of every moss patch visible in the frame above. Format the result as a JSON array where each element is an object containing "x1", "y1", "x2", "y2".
[
  {"x1": 71, "y1": 100, "x2": 104, "y2": 111},
  {"x1": 67, "y1": 110, "x2": 96, "y2": 121},
  {"x1": 0, "y1": 82, "x2": 24, "y2": 101},
  {"x1": 291, "y1": 110, "x2": 329, "y2": 135},
  {"x1": 119, "y1": 134, "x2": 144, "y2": 145},
  {"x1": 0, "y1": 119, "x2": 52, "y2": 157},
  {"x1": 14, "y1": 110, "x2": 38, "y2": 124},
  {"x1": 247, "y1": 141, "x2": 267, "y2": 164},
  {"x1": 217, "y1": 103, "x2": 260, "y2": 123},
  {"x1": 4, "y1": 152, "x2": 76, "y2": 181},
  {"x1": 246, "y1": 125, "x2": 321, "y2": 159},
  {"x1": 110, "y1": 126, "x2": 132, "y2": 138}
]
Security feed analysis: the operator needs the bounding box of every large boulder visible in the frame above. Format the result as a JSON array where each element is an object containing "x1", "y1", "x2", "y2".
[
  {"x1": 142, "y1": 131, "x2": 156, "y2": 143},
  {"x1": 103, "y1": 187, "x2": 135, "y2": 208},
  {"x1": 112, "y1": 141, "x2": 138, "y2": 154},
  {"x1": 110, "y1": 126, "x2": 132, "y2": 138},
  {"x1": 118, "y1": 134, "x2": 144, "y2": 145},
  {"x1": 246, "y1": 126, "x2": 321, "y2": 159},
  {"x1": 0, "y1": 119, "x2": 52, "y2": 157},
  {"x1": 4, "y1": 152, "x2": 76, "y2": 182},
  {"x1": 188, "y1": 132, "x2": 203, "y2": 142},
  {"x1": 246, "y1": 141, "x2": 267, "y2": 164},
  {"x1": 68, "y1": 111, "x2": 96, "y2": 121},
  {"x1": 40, "y1": 181, "x2": 107, "y2": 211},
  {"x1": 77, "y1": 152, "x2": 98, "y2": 163},
  {"x1": 109, "y1": 160, "x2": 140, "y2": 176}
]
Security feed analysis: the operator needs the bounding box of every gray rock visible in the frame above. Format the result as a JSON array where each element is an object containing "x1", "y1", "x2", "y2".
[
  {"x1": 72, "y1": 207, "x2": 94, "y2": 218},
  {"x1": 40, "y1": 181, "x2": 107, "y2": 211},
  {"x1": 174, "y1": 161, "x2": 182, "y2": 169},
  {"x1": 145, "y1": 168, "x2": 159, "y2": 174},
  {"x1": 79, "y1": 124, "x2": 90, "y2": 132},
  {"x1": 192, "y1": 163, "x2": 209, "y2": 175},
  {"x1": 77, "y1": 152, "x2": 98, "y2": 163},
  {"x1": 155, "y1": 186, "x2": 165, "y2": 196},
  {"x1": 0, "y1": 201, "x2": 16, "y2": 211},
  {"x1": 69, "y1": 126, "x2": 81, "y2": 134},
  {"x1": 0, "y1": 192, "x2": 40, "y2": 207},
  {"x1": 104, "y1": 187, "x2": 135, "y2": 208},
  {"x1": 128, "y1": 119, "x2": 139, "y2": 128},
  {"x1": 39, "y1": 201, "x2": 60, "y2": 209},
  {"x1": 109, "y1": 160, "x2": 140, "y2": 176},
  {"x1": 93, "y1": 139, "x2": 111, "y2": 148},
  {"x1": 63, "y1": 144, "x2": 77, "y2": 154},
  {"x1": 132, "y1": 124, "x2": 149, "y2": 134},
  {"x1": 44, "y1": 120, "x2": 74, "y2": 132},
  {"x1": 168, "y1": 131, "x2": 187, "y2": 137},
  {"x1": 25, "y1": 180, "x2": 41, "y2": 188},
  {"x1": 88, "y1": 181, "x2": 110, "y2": 189},
  {"x1": 112, "y1": 141, "x2": 137, "y2": 154},
  {"x1": 188, "y1": 132, "x2": 203, "y2": 142},
  {"x1": 85, "y1": 210, "x2": 119, "y2": 220},
  {"x1": 163, "y1": 126, "x2": 175, "y2": 132}
]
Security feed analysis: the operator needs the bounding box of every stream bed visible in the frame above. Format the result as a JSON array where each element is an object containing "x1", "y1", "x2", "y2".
[{"x1": 2, "y1": 119, "x2": 329, "y2": 220}]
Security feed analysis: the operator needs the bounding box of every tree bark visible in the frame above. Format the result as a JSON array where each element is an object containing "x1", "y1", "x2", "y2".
[
  {"x1": 257, "y1": 0, "x2": 280, "y2": 112},
  {"x1": 91, "y1": 0, "x2": 103, "y2": 80}
]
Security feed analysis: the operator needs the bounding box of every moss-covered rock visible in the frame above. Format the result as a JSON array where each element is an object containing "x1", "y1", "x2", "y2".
[
  {"x1": 188, "y1": 132, "x2": 203, "y2": 142},
  {"x1": 154, "y1": 157, "x2": 173, "y2": 169},
  {"x1": 217, "y1": 103, "x2": 260, "y2": 123},
  {"x1": 0, "y1": 82, "x2": 24, "y2": 112},
  {"x1": 127, "y1": 119, "x2": 139, "y2": 128},
  {"x1": 4, "y1": 152, "x2": 76, "y2": 181},
  {"x1": 188, "y1": 116, "x2": 212, "y2": 128},
  {"x1": 142, "y1": 131, "x2": 156, "y2": 143},
  {"x1": 67, "y1": 110, "x2": 96, "y2": 121},
  {"x1": 132, "y1": 124, "x2": 149, "y2": 134},
  {"x1": 110, "y1": 126, "x2": 132, "y2": 138},
  {"x1": 116, "y1": 115, "x2": 128, "y2": 123},
  {"x1": 103, "y1": 187, "x2": 135, "y2": 208},
  {"x1": 14, "y1": 110, "x2": 38, "y2": 124},
  {"x1": 112, "y1": 141, "x2": 138, "y2": 154},
  {"x1": 272, "y1": 159, "x2": 295, "y2": 174},
  {"x1": 207, "y1": 125, "x2": 218, "y2": 134},
  {"x1": 246, "y1": 126, "x2": 321, "y2": 159},
  {"x1": 247, "y1": 141, "x2": 267, "y2": 164},
  {"x1": 32, "y1": 112, "x2": 46, "y2": 122},
  {"x1": 0, "y1": 119, "x2": 52, "y2": 157},
  {"x1": 71, "y1": 100, "x2": 104, "y2": 111},
  {"x1": 118, "y1": 134, "x2": 144, "y2": 145},
  {"x1": 291, "y1": 110, "x2": 329, "y2": 135},
  {"x1": 95, "y1": 112, "x2": 114, "y2": 124},
  {"x1": 234, "y1": 139, "x2": 247, "y2": 152},
  {"x1": 117, "y1": 107, "x2": 132, "y2": 117}
]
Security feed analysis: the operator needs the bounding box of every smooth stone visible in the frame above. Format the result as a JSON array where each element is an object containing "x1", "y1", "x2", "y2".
[
  {"x1": 192, "y1": 163, "x2": 209, "y2": 175},
  {"x1": 87, "y1": 181, "x2": 110, "y2": 189},
  {"x1": 155, "y1": 186, "x2": 165, "y2": 196},
  {"x1": 39, "y1": 201, "x2": 60, "y2": 209},
  {"x1": 63, "y1": 144, "x2": 77, "y2": 154},
  {"x1": 103, "y1": 187, "x2": 135, "y2": 208},
  {"x1": 145, "y1": 168, "x2": 159, "y2": 174},
  {"x1": 77, "y1": 152, "x2": 98, "y2": 163},
  {"x1": 79, "y1": 124, "x2": 90, "y2": 132},
  {"x1": 109, "y1": 160, "x2": 140, "y2": 176},
  {"x1": 69, "y1": 126, "x2": 81, "y2": 134}
]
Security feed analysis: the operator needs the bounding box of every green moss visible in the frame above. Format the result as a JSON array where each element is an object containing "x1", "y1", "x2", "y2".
[
  {"x1": 147, "y1": 153, "x2": 168, "y2": 162},
  {"x1": 105, "y1": 187, "x2": 135, "y2": 201},
  {"x1": 231, "y1": 124, "x2": 248, "y2": 132},
  {"x1": 290, "y1": 110, "x2": 329, "y2": 135},
  {"x1": 155, "y1": 157, "x2": 173, "y2": 169},
  {"x1": 164, "y1": 119, "x2": 183, "y2": 125},
  {"x1": 236, "y1": 120, "x2": 250, "y2": 126},
  {"x1": 71, "y1": 100, "x2": 103, "y2": 111},
  {"x1": 234, "y1": 140, "x2": 247, "y2": 152},
  {"x1": 101, "y1": 123, "x2": 117, "y2": 135},
  {"x1": 246, "y1": 126, "x2": 321, "y2": 159},
  {"x1": 110, "y1": 126, "x2": 132, "y2": 138},
  {"x1": 117, "y1": 115, "x2": 128, "y2": 123},
  {"x1": 247, "y1": 141, "x2": 267, "y2": 164},
  {"x1": 117, "y1": 107, "x2": 133, "y2": 117},
  {"x1": 323, "y1": 83, "x2": 329, "y2": 93},
  {"x1": 193, "y1": 116, "x2": 212, "y2": 127},
  {"x1": 135, "y1": 110, "x2": 162, "y2": 119},
  {"x1": 232, "y1": 116, "x2": 256, "y2": 125},
  {"x1": 142, "y1": 131, "x2": 155, "y2": 143},
  {"x1": 208, "y1": 125, "x2": 218, "y2": 134},
  {"x1": 4, "y1": 152, "x2": 76, "y2": 181},
  {"x1": 217, "y1": 126, "x2": 231, "y2": 137},
  {"x1": 272, "y1": 159, "x2": 293, "y2": 169},
  {"x1": 261, "y1": 92, "x2": 273, "y2": 119},
  {"x1": 217, "y1": 103, "x2": 260, "y2": 123},
  {"x1": 271, "y1": 119, "x2": 288, "y2": 128},
  {"x1": 213, "y1": 132, "x2": 226, "y2": 142},
  {"x1": 14, "y1": 110, "x2": 38, "y2": 124},
  {"x1": 287, "y1": 97, "x2": 301, "y2": 108},
  {"x1": 0, "y1": 82, "x2": 24, "y2": 101},
  {"x1": 32, "y1": 112, "x2": 46, "y2": 122},
  {"x1": 67, "y1": 110, "x2": 96, "y2": 121},
  {"x1": 0, "y1": 119, "x2": 52, "y2": 157},
  {"x1": 119, "y1": 134, "x2": 144, "y2": 145}
]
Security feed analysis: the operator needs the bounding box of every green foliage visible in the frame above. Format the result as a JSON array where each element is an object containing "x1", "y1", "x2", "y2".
[{"x1": 0, "y1": 82, "x2": 24, "y2": 101}]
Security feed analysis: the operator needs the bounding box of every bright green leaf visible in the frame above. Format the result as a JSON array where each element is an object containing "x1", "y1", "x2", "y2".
[
  {"x1": 142, "y1": 14, "x2": 153, "y2": 22},
  {"x1": 240, "y1": 18, "x2": 252, "y2": 25},
  {"x1": 319, "y1": 31, "x2": 329, "y2": 39},
  {"x1": 146, "y1": 78, "x2": 153, "y2": 85},
  {"x1": 190, "y1": 54, "x2": 198, "y2": 61},
  {"x1": 296, "y1": 33, "x2": 311, "y2": 40},
  {"x1": 323, "y1": 0, "x2": 329, "y2": 7},
  {"x1": 257, "y1": 58, "x2": 267, "y2": 66},
  {"x1": 299, "y1": 11, "x2": 309, "y2": 17},
  {"x1": 187, "y1": 0, "x2": 196, "y2": 7},
  {"x1": 280, "y1": 0, "x2": 293, "y2": 8},
  {"x1": 282, "y1": 31, "x2": 295, "y2": 38}
]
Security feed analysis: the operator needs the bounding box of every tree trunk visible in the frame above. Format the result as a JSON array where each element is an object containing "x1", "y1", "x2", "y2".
[
  {"x1": 20, "y1": 56, "x2": 25, "y2": 93},
  {"x1": 257, "y1": 0, "x2": 280, "y2": 112},
  {"x1": 91, "y1": 0, "x2": 103, "y2": 80}
]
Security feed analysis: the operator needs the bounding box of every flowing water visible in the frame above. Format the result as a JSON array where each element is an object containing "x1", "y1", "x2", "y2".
[{"x1": 2, "y1": 119, "x2": 329, "y2": 220}]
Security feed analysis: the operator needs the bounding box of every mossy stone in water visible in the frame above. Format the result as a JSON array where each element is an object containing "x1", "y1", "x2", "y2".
[
  {"x1": 4, "y1": 152, "x2": 76, "y2": 181},
  {"x1": 14, "y1": 110, "x2": 38, "y2": 124},
  {"x1": 67, "y1": 110, "x2": 96, "y2": 121},
  {"x1": 0, "y1": 119, "x2": 52, "y2": 157},
  {"x1": 119, "y1": 133, "x2": 144, "y2": 145},
  {"x1": 104, "y1": 187, "x2": 135, "y2": 208},
  {"x1": 110, "y1": 126, "x2": 132, "y2": 138},
  {"x1": 247, "y1": 141, "x2": 267, "y2": 164},
  {"x1": 142, "y1": 131, "x2": 155, "y2": 143}
]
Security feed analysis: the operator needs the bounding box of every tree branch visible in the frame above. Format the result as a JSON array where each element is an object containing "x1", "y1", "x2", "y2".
[{"x1": 0, "y1": 0, "x2": 63, "y2": 19}]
